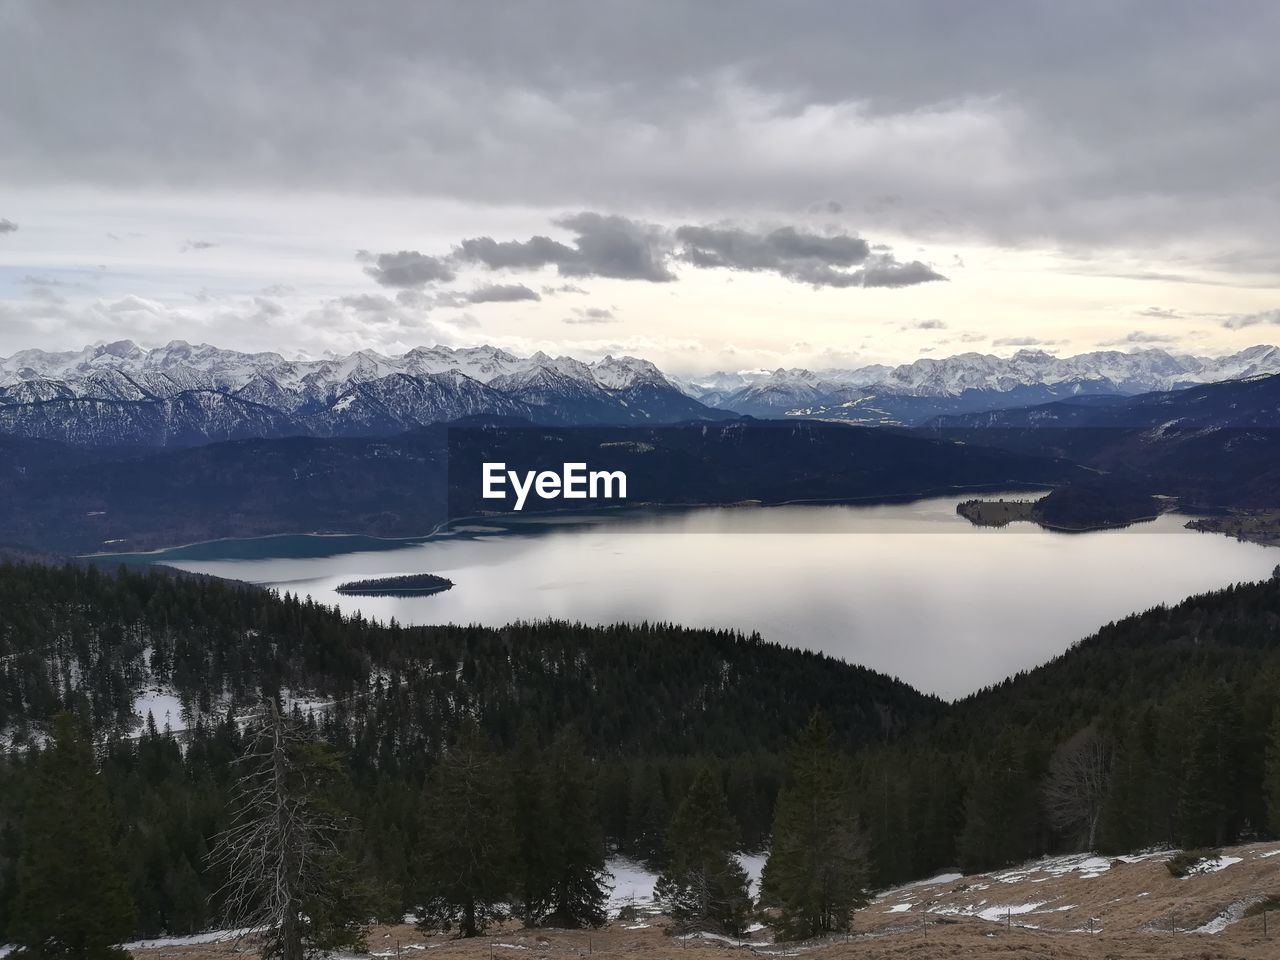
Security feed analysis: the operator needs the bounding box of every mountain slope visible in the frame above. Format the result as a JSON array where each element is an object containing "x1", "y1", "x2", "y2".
[
  {"x1": 925, "y1": 372, "x2": 1280, "y2": 509},
  {"x1": 0, "y1": 418, "x2": 1085, "y2": 553}
]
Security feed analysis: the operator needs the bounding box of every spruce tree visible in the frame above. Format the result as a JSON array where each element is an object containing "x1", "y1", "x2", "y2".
[
  {"x1": 1264, "y1": 713, "x2": 1280, "y2": 835},
  {"x1": 761, "y1": 714, "x2": 867, "y2": 941},
  {"x1": 12, "y1": 712, "x2": 135, "y2": 960},
  {"x1": 655, "y1": 768, "x2": 751, "y2": 936},
  {"x1": 957, "y1": 729, "x2": 1039, "y2": 873},
  {"x1": 509, "y1": 729, "x2": 556, "y2": 925},
  {"x1": 541, "y1": 729, "x2": 609, "y2": 928},
  {"x1": 1175, "y1": 682, "x2": 1242, "y2": 847},
  {"x1": 417, "y1": 723, "x2": 515, "y2": 937},
  {"x1": 626, "y1": 762, "x2": 669, "y2": 861}
]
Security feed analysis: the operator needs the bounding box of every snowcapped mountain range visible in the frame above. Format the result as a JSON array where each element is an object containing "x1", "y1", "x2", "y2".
[
  {"x1": 679, "y1": 345, "x2": 1280, "y2": 423},
  {"x1": 0, "y1": 340, "x2": 1277, "y2": 446},
  {"x1": 0, "y1": 341, "x2": 717, "y2": 446}
]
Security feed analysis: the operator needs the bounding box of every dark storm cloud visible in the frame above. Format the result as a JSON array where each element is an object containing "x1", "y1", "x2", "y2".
[
  {"x1": 5, "y1": 3, "x2": 1278, "y2": 254},
  {"x1": 464, "y1": 282, "x2": 541, "y2": 303},
  {"x1": 358, "y1": 249, "x2": 457, "y2": 287},
  {"x1": 0, "y1": 218, "x2": 17, "y2": 234},
  {"x1": 455, "y1": 213, "x2": 674, "y2": 282}
]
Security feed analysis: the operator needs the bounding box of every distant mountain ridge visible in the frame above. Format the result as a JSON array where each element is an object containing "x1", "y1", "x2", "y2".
[
  {"x1": 680, "y1": 345, "x2": 1280, "y2": 424},
  {"x1": 0, "y1": 340, "x2": 723, "y2": 446},
  {"x1": 2, "y1": 340, "x2": 1277, "y2": 445}
]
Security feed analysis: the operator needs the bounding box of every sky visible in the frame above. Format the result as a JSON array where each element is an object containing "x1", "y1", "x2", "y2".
[{"x1": 1, "y1": 0, "x2": 1278, "y2": 375}]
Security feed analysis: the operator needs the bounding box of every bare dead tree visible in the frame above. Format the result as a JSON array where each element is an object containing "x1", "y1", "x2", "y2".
[
  {"x1": 1042, "y1": 726, "x2": 1112, "y2": 851},
  {"x1": 208, "y1": 699, "x2": 347, "y2": 960}
]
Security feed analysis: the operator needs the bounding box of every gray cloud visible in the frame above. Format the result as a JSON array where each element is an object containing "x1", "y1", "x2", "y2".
[
  {"x1": 358, "y1": 249, "x2": 456, "y2": 287},
  {"x1": 1098, "y1": 330, "x2": 1178, "y2": 345},
  {"x1": 340, "y1": 293, "x2": 399, "y2": 312},
  {"x1": 1221, "y1": 308, "x2": 1280, "y2": 330},
  {"x1": 675, "y1": 225, "x2": 943, "y2": 288},
  {"x1": 8, "y1": 3, "x2": 1278, "y2": 257},
  {"x1": 456, "y1": 213, "x2": 674, "y2": 282},
  {"x1": 1136, "y1": 306, "x2": 1182, "y2": 319},
  {"x1": 904, "y1": 318, "x2": 947, "y2": 330},
  {"x1": 465, "y1": 282, "x2": 541, "y2": 304},
  {"x1": 442, "y1": 215, "x2": 942, "y2": 289},
  {"x1": 676, "y1": 225, "x2": 867, "y2": 270},
  {"x1": 182, "y1": 239, "x2": 218, "y2": 251},
  {"x1": 0, "y1": 218, "x2": 16, "y2": 234},
  {"x1": 542, "y1": 282, "x2": 588, "y2": 295},
  {"x1": 563, "y1": 306, "x2": 617, "y2": 325}
]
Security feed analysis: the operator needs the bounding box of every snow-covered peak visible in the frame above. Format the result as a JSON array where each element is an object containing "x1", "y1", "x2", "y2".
[{"x1": 588, "y1": 355, "x2": 671, "y2": 390}]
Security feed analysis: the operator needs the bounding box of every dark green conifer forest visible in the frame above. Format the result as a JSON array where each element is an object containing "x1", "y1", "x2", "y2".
[{"x1": 2, "y1": 560, "x2": 1280, "y2": 946}]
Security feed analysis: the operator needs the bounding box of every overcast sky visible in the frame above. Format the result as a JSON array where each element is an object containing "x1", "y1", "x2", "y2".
[{"x1": 1, "y1": 0, "x2": 1278, "y2": 373}]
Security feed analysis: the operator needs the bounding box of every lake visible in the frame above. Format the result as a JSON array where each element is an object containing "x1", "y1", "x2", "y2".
[{"x1": 146, "y1": 495, "x2": 1278, "y2": 699}]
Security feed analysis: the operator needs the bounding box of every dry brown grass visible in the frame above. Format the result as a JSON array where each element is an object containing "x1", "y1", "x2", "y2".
[{"x1": 127, "y1": 842, "x2": 1280, "y2": 960}]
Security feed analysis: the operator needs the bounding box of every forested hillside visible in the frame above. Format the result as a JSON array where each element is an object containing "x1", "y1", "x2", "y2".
[
  {"x1": 3, "y1": 562, "x2": 1280, "y2": 946},
  {"x1": 854, "y1": 574, "x2": 1280, "y2": 887},
  {"x1": 0, "y1": 561, "x2": 935, "y2": 942}
]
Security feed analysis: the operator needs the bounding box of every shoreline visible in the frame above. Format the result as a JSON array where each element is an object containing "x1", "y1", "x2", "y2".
[{"x1": 82, "y1": 481, "x2": 1059, "y2": 562}]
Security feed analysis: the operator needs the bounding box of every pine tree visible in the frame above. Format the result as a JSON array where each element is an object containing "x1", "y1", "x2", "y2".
[
  {"x1": 1264, "y1": 713, "x2": 1280, "y2": 835},
  {"x1": 1175, "y1": 682, "x2": 1242, "y2": 847},
  {"x1": 12, "y1": 712, "x2": 135, "y2": 960},
  {"x1": 509, "y1": 729, "x2": 556, "y2": 925},
  {"x1": 625, "y1": 762, "x2": 669, "y2": 861},
  {"x1": 541, "y1": 729, "x2": 609, "y2": 928},
  {"x1": 655, "y1": 768, "x2": 751, "y2": 936},
  {"x1": 417, "y1": 723, "x2": 514, "y2": 937},
  {"x1": 958, "y1": 729, "x2": 1039, "y2": 873},
  {"x1": 761, "y1": 714, "x2": 867, "y2": 941}
]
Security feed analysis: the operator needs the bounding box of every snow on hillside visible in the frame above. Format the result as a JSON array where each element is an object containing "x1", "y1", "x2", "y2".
[{"x1": 864, "y1": 842, "x2": 1280, "y2": 937}]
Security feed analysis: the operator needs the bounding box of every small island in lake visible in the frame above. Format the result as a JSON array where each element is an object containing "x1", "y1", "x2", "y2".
[
  {"x1": 958, "y1": 479, "x2": 1166, "y2": 533},
  {"x1": 334, "y1": 573, "x2": 454, "y2": 596}
]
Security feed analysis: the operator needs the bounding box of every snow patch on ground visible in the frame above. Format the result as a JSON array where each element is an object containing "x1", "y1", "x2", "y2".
[
  {"x1": 604, "y1": 851, "x2": 765, "y2": 917},
  {"x1": 605, "y1": 856, "x2": 657, "y2": 914},
  {"x1": 1182, "y1": 855, "x2": 1242, "y2": 877},
  {"x1": 132, "y1": 687, "x2": 189, "y2": 732},
  {"x1": 1191, "y1": 896, "x2": 1263, "y2": 934},
  {"x1": 122, "y1": 926, "x2": 261, "y2": 949}
]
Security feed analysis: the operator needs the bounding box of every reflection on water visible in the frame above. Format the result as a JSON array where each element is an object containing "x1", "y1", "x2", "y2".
[{"x1": 152, "y1": 495, "x2": 1277, "y2": 699}]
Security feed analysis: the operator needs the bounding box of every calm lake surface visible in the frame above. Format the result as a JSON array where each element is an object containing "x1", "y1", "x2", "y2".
[{"x1": 148, "y1": 495, "x2": 1278, "y2": 699}]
